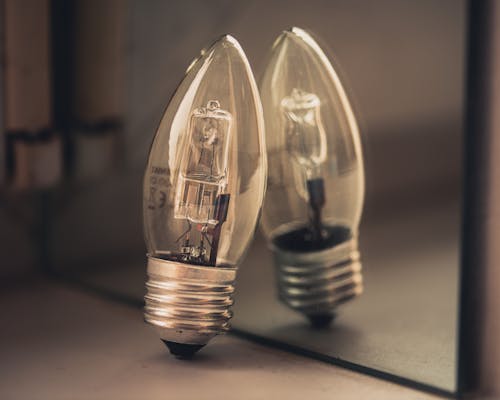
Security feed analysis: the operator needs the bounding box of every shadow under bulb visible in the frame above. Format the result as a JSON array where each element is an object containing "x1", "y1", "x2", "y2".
[
  {"x1": 143, "y1": 35, "x2": 266, "y2": 357},
  {"x1": 259, "y1": 27, "x2": 365, "y2": 328}
]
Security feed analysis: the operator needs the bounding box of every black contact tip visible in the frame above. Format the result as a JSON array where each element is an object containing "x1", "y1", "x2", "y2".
[
  {"x1": 308, "y1": 313, "x2": 335, "y2": 329},
  {"x1": 162, "y1": 340, "x2": 205, "y2": 359}
]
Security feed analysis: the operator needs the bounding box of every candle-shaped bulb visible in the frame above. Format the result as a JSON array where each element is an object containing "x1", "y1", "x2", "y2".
[
  {"x1": 259, "y1": 28, "x2": 365, "y2": 327},
  {"x1": 144, "y1": 35, "x2": 266, "y2": 357}
]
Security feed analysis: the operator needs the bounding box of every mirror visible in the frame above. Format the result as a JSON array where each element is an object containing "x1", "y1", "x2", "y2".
[{"x1": 43, "y1": 0, "x2": 464, "y2": 396}]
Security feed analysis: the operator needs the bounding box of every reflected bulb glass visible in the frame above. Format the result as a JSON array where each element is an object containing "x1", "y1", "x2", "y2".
[
  {"x1": 259, "y1": 27, "x2": 365, "y2": 327},
  {"x1": 143, "y1": 35, "x2": 266, "y2": 357}
]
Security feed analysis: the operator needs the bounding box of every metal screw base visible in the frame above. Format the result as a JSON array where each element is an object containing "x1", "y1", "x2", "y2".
[
  {"x1": 144, "y1": 257, "x2": 236, "y2": 348},
  {"x1": 273, "y1": 237, "x2": 363, "y2": 321}
]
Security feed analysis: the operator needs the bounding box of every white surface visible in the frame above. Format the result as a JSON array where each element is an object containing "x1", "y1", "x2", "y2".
[{"x1": 0, "y1": 280, "x2": 440, "y2": 400}]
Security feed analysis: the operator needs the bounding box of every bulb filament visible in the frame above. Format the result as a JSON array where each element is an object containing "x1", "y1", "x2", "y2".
[
  {"x1": 169, "y1": 100, "x2": 232, "y2": 266},
  {"x1": 282, "y1": 89, "x2": 328, "y2": 242}
]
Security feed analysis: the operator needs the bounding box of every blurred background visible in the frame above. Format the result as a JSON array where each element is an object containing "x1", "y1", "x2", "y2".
[{"x1": 0, "y1": 0, "x2": 463, "y2": 279}]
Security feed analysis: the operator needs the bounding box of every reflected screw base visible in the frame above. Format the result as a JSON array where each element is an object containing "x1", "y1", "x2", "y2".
[
  {"x1": 144, "y1": 257, "x2": 237, "y2": 354},
  {"x1": 307, "y1": 313, "x2": 336, "y2": 329},
  {"x1": 273, "y1": 237, "x2": 363, "y2": 326}
]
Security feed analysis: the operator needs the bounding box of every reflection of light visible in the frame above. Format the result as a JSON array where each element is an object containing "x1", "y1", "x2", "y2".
[
  {"x1": 281, "y1": 88, "x2": 327, "y2": 200},
  {"x1": 260, "y1": 28, "x2": 365, "y2": 328}
]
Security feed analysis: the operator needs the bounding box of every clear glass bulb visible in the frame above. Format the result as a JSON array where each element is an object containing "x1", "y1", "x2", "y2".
[
  {"x1": 143, "y1": 35, "x2": 266, "y2": 356},
  {"x1": 259, "y1": 27, "x2": 364, "y2": 327}
]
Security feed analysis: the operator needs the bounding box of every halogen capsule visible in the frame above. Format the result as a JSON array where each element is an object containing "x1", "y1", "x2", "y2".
[
  {"x1": 259, "y1": 28, "x2": 365, "y2": 328},
  {"x1": 143, "y1": 35, "x2": 266, "y2": 357}
]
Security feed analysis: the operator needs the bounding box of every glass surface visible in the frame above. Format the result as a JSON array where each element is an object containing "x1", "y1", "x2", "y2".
[
  {"x1": 143, "y1": 36, "x2": 266, "y2": 268},
  {"x1": 46, "y1": 1, "x2": 464, "y2": 396},
  {"x1": 260, "y1": 29, "x2": 363, "y2": 242}
]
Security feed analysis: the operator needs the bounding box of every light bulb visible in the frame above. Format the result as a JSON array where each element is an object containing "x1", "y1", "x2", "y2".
[
  {"x1": 259, "y1": 28, "x2": 365, "y2": 327},
  {"x1": 143, "y1": 35, "x2": 266, "y2": 357}
]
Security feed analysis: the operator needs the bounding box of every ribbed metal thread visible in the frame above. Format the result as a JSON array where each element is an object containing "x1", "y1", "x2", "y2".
[
  {"x1": 144, "y1": 257, "x2": 236, "y2": 345},
  {"x1": 273, "y1": 238, "x2": 363, "y2": 317}
]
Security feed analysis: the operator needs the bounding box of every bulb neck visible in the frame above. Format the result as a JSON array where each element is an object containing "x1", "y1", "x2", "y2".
[
  {"x1": 272, "y1": 236, "x2": 363, "y2": 323},
  {"x1": 144, "y1": 256, "x2": 237, "y2": 349}
]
